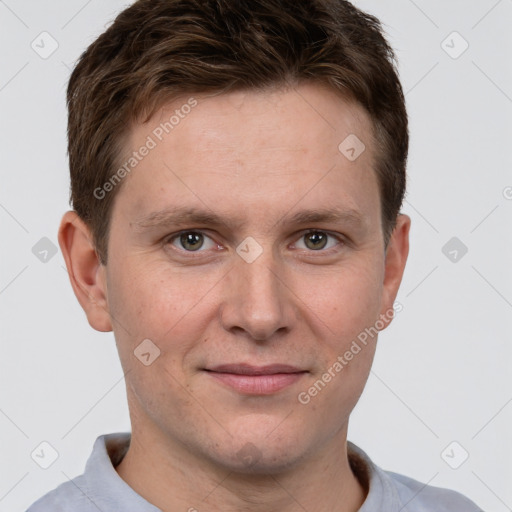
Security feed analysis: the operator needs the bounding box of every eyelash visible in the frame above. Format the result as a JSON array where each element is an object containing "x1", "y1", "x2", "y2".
[{"x1": 164, "y1": 229, "x2": 346, "y2": 256}]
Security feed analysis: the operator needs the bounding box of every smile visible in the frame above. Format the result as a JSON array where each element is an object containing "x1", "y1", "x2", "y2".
[{"x1": 204, "y1": 364, "x2": 308, "y2": 395}]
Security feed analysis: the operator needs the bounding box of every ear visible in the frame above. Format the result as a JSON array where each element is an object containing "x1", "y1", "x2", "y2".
[
  {"x1": 58, "y1": 211, "x2": 112, "y2": 332},
  {"x1": 379, "y1": 213, "x2": 410, "y2": 327}
]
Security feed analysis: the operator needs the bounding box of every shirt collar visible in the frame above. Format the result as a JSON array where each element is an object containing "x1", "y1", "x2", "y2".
[
  {"x1": 83, "y1": 432, "x2": 161, "y2": 511},
  {"x1": 347, "y1": 441, "x2": 402, "y2": 511}
]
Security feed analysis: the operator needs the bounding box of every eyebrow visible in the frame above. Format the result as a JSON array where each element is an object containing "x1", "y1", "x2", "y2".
[
  {"x1": 131, "y1": 207, "x2": 241, "y2": 232},
  {"x1": 280, "y1": 208, "x2": 365, "y2": 229},
  {"x1": 131, "y1": 206, "x2": 365, "y2": 233}
]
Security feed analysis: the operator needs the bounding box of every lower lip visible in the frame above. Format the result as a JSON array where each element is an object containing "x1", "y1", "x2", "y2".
[{"x1": 206, "y1": 371, "x2": 306, "y2": 395}]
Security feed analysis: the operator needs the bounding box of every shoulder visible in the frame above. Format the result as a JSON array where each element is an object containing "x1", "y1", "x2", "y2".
[
  {"x1": 347, "y1": 442, "x2": 484, "y2": 512},
  {"x1": 25, "y1": 475, "x2": 94, "y2": 512},
  {"x1": 384, "y1": 469, "x2": 484, "y2": 511},
  {"x1": 25, "y1": 432, "x2": 133, "y2": 512}
]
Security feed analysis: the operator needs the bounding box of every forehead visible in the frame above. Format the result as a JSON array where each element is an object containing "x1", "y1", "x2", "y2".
[
  {"x1": 115, "y1": 82, "x2": 380, "y2": 229},
  {"x1": 143, "y1": 84, "x2": 374, "y2": 159}
]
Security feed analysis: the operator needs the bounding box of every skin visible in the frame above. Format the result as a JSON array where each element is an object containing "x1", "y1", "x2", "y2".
[{"x1": 59, "y1": 82, "x2": 410, "y2": 512}]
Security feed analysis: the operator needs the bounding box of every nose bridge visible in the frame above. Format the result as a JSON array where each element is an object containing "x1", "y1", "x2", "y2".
[
  {"x1": 221, "y1": 242, "x2": 291, "y2": 340},
  {"x1": 243, "y1": 257, "x2": 281, "y2": 309}
]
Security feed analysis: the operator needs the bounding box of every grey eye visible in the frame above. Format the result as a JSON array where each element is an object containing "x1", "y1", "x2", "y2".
[
  {"x1": 170, "y1": 231, "x2": 215, "y2": 251},
  {"x1": 304, "y1": 231, "x2": 328, "y2": 250},
  {"x1": 295, "y1": 231, "x2": 339, "y2": 251}
]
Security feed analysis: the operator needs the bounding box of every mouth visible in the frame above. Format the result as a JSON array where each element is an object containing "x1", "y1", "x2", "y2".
[{"x1": 203, "y1": 364, "x2": 308, "y2": 395}]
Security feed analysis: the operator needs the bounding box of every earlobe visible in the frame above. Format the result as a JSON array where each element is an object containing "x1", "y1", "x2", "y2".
[
  {"x1": 379, "y1": 214, "x2": 411, "y2": 327},
  {"x1": 58, "y1": 211, "x2": 113, "y2": 332}
]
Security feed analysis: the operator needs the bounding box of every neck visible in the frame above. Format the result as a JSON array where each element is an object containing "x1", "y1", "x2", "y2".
[{"x1": 115, "y1": 423, "x2": 368, "y2": 512}]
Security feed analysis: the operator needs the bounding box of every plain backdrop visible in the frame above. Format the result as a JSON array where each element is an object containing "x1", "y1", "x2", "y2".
[{"x1": 1, "y1": 1, "x2": 511, "y2": 510}]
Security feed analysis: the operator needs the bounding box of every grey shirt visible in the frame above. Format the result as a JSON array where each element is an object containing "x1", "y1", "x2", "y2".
[{"x1": 26, "y1": 432, "x2": 483, "y2": 511}]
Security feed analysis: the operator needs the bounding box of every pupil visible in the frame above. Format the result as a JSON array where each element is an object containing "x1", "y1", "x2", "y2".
[
  {"x1": 306, "y1": 232, "x2": 327, "y2": 250},
  {"x1": 181, "y1": 232, "x2": 203, "y2": 251}
]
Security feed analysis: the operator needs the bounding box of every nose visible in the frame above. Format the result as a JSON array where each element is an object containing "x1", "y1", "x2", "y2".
[{"x1": 219, "y1": 250, "x2": 295, "y2": 342}]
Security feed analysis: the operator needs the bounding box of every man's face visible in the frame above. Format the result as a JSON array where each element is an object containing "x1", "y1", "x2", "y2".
[{"x1": 97, "y1": 83, "x2": 406, "y2": 471}]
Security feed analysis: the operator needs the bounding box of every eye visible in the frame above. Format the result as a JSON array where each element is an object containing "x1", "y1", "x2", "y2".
[
  {"x1": 169, "y1": 231, "x2": 217, "y2": 252},
  {"x1": 295, "y1": 230, "x2": 341, "y2": 251}
]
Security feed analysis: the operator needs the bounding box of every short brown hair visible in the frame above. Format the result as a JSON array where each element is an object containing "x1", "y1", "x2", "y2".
[{"x1": 67, "y1": 0, "x2": 408, "y2": 264}]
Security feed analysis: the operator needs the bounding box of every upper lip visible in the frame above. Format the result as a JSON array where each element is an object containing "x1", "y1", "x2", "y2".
[{"x1": 206, "y1": 364, "x2": 306, "y2": 375}]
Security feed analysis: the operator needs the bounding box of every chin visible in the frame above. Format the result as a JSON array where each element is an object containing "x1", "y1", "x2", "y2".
[
  {"x1": 222, "y1": 445, "x2": 306, "y2": 475},
  {"x1": 210, "y1": 425, "x2": 313, "y2": 475}
]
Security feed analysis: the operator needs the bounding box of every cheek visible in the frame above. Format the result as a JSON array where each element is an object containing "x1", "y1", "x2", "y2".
[
  {"x1": 296, "y1": 257, "x2": 384, "y2": 345},
  {"x1": 110, "y1": 260, "x2": 180, "y2": 327},
  {"x1": 107, "y1": 259, "x2": 219, "y2": 363},
  {"x1": 109, "y1": 264, "x2": 208, "y2": 415},
  {"x1": 309, "y1": 262, "x2": 383, "y2": 404},
  {"x1": 109, "y1": 264, "x2": 196, "y2": 355},
  {"x1": 298, "y1": 278, "x2": 380, "y2": 423}
]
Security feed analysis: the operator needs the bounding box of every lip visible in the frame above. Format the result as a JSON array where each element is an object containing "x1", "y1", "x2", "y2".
[{"x1": 204, "y1": 364, "x2": 307, "y2": 395}]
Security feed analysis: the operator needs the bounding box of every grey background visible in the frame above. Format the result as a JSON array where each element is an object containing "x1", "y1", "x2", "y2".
[{"x1": 1, "y1": 0, "x2": 511, "y2": 510}]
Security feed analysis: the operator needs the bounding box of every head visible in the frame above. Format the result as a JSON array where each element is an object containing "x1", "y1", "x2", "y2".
[{"x1": 60, "y1": 0, "x2": 410, "y2": 474}]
